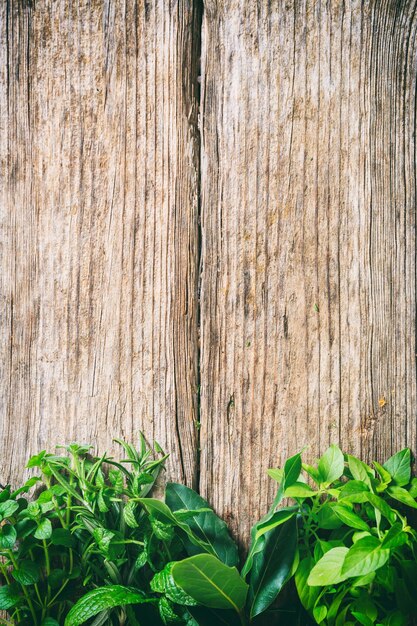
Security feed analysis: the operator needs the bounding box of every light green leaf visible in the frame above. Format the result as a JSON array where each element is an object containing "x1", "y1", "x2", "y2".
[
  {"x1": 295, "y1": 558, "x2": 321, "y2": 611},
  {"x1": 347, "y1": 456, "x2": 372, "y2": 487},
  {"x1": 64, "y1": 586, "x2": 152, "y2": 626},
  {"x1": 284, "y1": 482, "x2": 318, "y2": 498},
  {"x1": 267, "y1": 468, "x2": 284, "y2": 483},
  {"x1": 341, "y1": 536, "x2": 389, "y2": 578},
  {"x1": 307, "y1": 547, "x2": 349, "y2": 586},
  {"x1": 373, "y1": 460, "x2": 392, "y2": 485},
  {"x1": 172, "y1": 554, "x2": 248, "y2": 612},
  {"x1": 382, "y1": 523, "x2": 408, "y2": 549},
  {"x1": 383, "y1": 449, "x2": 411, "y2": 487},
  {"x1": 313, "y1": 605, "x2": 327, "y2": 623},
  {"x1": 339, "y1": 480, "x2": 370, "y2": 503},
  {"x1": 365, "y1": 493, "x2": 397, "y2": 523},
  {"x1": 387, "y1": 486, "x2": 417, "y2": 509},
  {"x1": 331, "y1": 504, "x2": 369, "y2": 531},
  {"x1": 318, "y1": 445, "x2": 345, "y2": 484}
]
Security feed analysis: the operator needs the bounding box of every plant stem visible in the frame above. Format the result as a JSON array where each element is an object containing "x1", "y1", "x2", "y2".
[{"x1": 7, "y1": 550, "x2": 39, "y2": 625}]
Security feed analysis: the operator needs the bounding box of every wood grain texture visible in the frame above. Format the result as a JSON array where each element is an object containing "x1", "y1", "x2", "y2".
[
  {"x1": 0, "y1": 0, "x2": 201, "y2": 488},
  {"x1": 199, "y1": 0, "x2": 417, "y2": 543}
]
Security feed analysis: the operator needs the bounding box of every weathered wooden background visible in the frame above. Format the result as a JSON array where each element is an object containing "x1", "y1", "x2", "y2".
[{"x1": 1, "y1": 0, "x2": 416, "y2": 545}]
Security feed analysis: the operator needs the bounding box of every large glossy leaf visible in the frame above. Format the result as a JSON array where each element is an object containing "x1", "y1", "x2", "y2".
[
  {"x1": 383, "y1": 449, "x2": 411, "y2": 487},
  {"x1": 165, "y1": 483, "x2": 238, "y2": 566},
  {"x1": 341, "y1": 536, "x2": 390, "y2": 578},
  {"x1": 248, "y1": 516, "x2": 297, "y2": 618},
  {"x1": 64, "y1": 586, "x2": 153, "y2": 626},
  {"x1": 307, "y1": 547, "x2": 349, "y2": 586},
  {"x1": 172, "y1": 554, "x2": 248, "y2": 612},
  {"x1": 318, "y1": 445, "x2": 345, "y2": 484}
]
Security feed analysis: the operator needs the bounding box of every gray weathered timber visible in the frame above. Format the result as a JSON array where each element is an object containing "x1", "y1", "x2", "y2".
[
  {"x1": 1, "y1": 0, "x2": 417, "y2": 549},
  {"x1": 0, "y1": 0, "x2": 201, "y2": 488},
  {"x1": 200, "y1": 0, "x2": 417, "y2": 543}
]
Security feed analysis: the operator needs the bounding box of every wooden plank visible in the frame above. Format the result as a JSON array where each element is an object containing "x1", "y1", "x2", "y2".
[
  {"x1": 0, "y1": 0, "x2": 201, "y2": 488},
  {"x1": 200, "y1": 0, "x2": 417, "y2": 544}
]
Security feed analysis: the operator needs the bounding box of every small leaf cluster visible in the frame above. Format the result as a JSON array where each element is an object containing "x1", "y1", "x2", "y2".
[{"x1": 265, "y1": 445, "x2": 417, "y2": 625}]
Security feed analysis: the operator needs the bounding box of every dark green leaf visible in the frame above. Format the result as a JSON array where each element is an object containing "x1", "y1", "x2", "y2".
[
  {"x1": 12, "y1": 560, "x2": 40, "y2": 585},
  {"x1": 165, "y1": 483, "x2": 238, "y2": 566},
  {"x1": 51, "y1": 527, "x2": 76, "y2": 547},
  {"x1": 249, "y1": 516, "x2": 297, "y2": 618},
  {"x1": 151, "y1": 562, "x2": 198, "y2": 606},
  {"x1": 0, "y1": 583, "x2": 21, "y2": 610},
  {"x1": 0, "y1": 524, "x2": 17, "y2": 549}
]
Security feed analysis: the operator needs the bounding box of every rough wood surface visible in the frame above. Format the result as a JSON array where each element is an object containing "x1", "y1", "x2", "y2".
[
  {"x1": 0, "y1": 0, "x2": 201, "y2": 488},
  {"x1": 200, "y1": 0, "x2": 417, "y2": 543}
]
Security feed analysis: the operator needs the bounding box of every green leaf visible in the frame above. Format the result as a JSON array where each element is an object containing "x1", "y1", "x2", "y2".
[
  {"x1": 64, "y1": 586, "x2": 153, "y2": 626},
  {"x1": 253, "y1": 507, "x2": 298, "y2": 540},
  {"x1": 318, "y1": 445, "x2": 345, "y2": 484},
  {"x1": 12, "y1": 560, "x2": 40, "y2": 585},
  {"x1": 0, "y1": 500, "x2": 19, "y2": 519},
  {"x1": 284, "y1": 483, "x2": 318, "y2": 498},
  {"x1": 34, "y1": 517, "x2": 53, "y2": 540},
  {"x1": 313, "y1": 605, "x2": 327, "y2": 623},
  {"x1": 382, "y1": 523, "x2": 408, "y2": 549},
  {"x1": 331, "y1": 504, "x2": 370, "y2": 531},
  {"x1": 267, "y1": 468, "x2": 284, "y2": 483},
  {"x1": 295, "y1": 557, "x2": 321, "y2": 611},
  {"x1": 0, "y1": 583, "x2": 21, "y2": 610},
  {"x1": 373, "y1": 460, "x2": 392, "y2": 485},
  {"x1": 383, "y1": 449, "x2": 411, "y2": 487},
  {"x1": 307, "y1": 547, "x2": 349, "y2": 586},
  {"x1": 51, "y1": 527, "x2": 76, "y2": 547},
  {"x1": 339, "y1": 480, "x2": 370, "y2": 503},
  {"x1": 249, "y1": 516, "x2": 297, "y2": 618},
  {"x1": 341, "y1": 536, "x2": 390, "y2": 578},
  {"x1": 0, "y1": 524, "x2": 17, "y2": 548},
  {"x1": 158, "y1": 597, "x2": 184, "y2": 624},
  {"x1": 283, "y1": 453, "x2": 302, "y2": 487},
  {"x1": 123, "y1": 500, "x2": 139, "y2": 528},
  {"x1": 150, "y1": 515, "x2": 175, "y2": 541},
  {"x1": 151, "y1": 562, "x2": 198, "y2": 606},
  {"x1": 365, "y1": 493, "x2": 397, "y2": 523},
  {"x1": 41, "y1": 619, "x2": 60, "y2": 626},
  {"x1": 347, "y1": 456, "x2": 372, "y2": 487},
  {"x1": 387, "y1": 486, "x2": 417, "y2": 509},
  {"x1": 172, "y1": 554, "x2": 248, "y2": 612},
  {"x1": 165, "y1": 483, "x2": 238, "y2": 566},
  {"x1": 409, "y1": 477, "x2": 417, "y2": 498}
]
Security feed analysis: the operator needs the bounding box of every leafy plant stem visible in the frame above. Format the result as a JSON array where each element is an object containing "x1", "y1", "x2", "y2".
[{"x1": 7, "y1": 550, "x2": 39, "y2": 626}]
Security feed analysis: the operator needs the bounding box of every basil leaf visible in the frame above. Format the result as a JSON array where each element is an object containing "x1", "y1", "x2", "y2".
[
  {"x1": 383, "y1": 449, "x2": 411, "y2": 487},
  {"x1": 318, "y1": 445, "x2": 345, "y2": 484}
]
